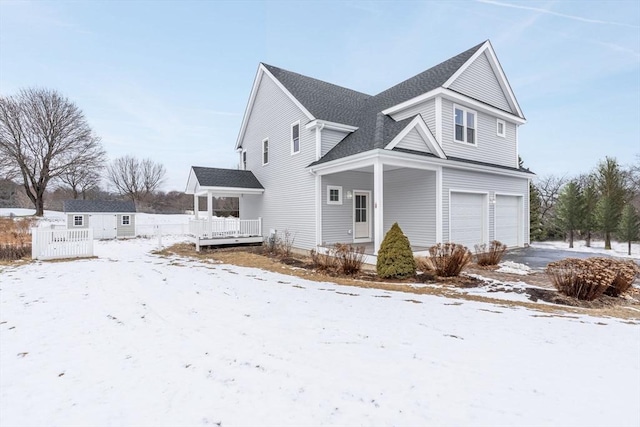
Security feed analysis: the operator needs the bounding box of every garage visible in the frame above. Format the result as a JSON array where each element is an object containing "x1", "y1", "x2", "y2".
[
  {"x1": 450, "y1": 192, "x2": 487, "y2": 249},
  {"x1": 495, "y1": 195, "x2": 522, "y2": 247}
]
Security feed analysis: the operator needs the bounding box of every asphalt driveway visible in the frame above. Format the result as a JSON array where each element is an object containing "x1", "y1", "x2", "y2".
[{"x1": 502, "y1": 246, "x2": 635, "y2": 271}]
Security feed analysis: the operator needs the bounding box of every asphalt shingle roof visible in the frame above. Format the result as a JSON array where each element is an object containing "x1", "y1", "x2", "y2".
[
  {"x1": 192, "y1": 167, "x2": 264, "y2": 189},
  {"x1": 263, "y1": 42, "x2": 487, "y2": 166},
  {"x1": 63, "y1": 200, "x2": 136, "y2": 213}
]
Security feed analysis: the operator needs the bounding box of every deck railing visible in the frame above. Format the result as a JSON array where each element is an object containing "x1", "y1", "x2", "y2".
[{"x1": 188, "y1": 217, "x2": 262, "y2": 239}]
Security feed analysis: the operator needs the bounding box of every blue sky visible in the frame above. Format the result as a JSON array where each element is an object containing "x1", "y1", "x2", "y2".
[{"x1": 1, "y1": 0, "x2": 638, "y2": 191}]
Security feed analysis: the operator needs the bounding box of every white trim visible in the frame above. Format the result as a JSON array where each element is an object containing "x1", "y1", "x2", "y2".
[
  {"x1": 448, "y1": 189, "x2": 489, "y2": 246},
  {"x1": 353, "y1": 189, "x2": 372, "y2": 243},
  {"x1": 442, "y1": 40, "x2": 524, "y2": 118},
  {"x1": 515, "y1": 125, "x2": 520, "y2": 167},
  {"x1": 235, "y1": 64, "x2": 315, "y2": 150},
  {"x1": 309, "y1": 148, "x2": 534, "y2": 179},
  {"x1": 315, "y1": 126, "x2": 322, "y2": 161},
  {"x1": 381, "y1": 87, "x2": 526, "y2": 125},
  {"x1": 262, "y1": 137, "x2": 269, "y2": 166},
  {"x1": 192, "y1": 186, "x2": 264, "y2": 196},
  {"x1": 305, "y1": 119, "x2": 358, "y2": 133},
  {"x1": 436, "y1": 167, "x2": 443, "y2": 243},
  {"x1": 73, "y1": 215, "x2": 84, "y2": 227},
  {"x1": 326, "y1": 185, "x2": 343, "y2": 205},
  {"x1": 291, "y1": 121, "x2": 301, "y2": 155},
  {"x1": 452, "y1": 104, "x2": 477, "y2": 146},
  {"x1": 435, "y1": 96, "x2": 442, "y2": 142},
  {"x1": 384, "y1": 115, "x2": 447, "y2": 159},
  {"x1": 496, "y1": 118, "x2": 506, "y2": 138},
  {"x1": 121, "y1": 214, "x2": 131, "y2": 226},
  {"x1": 493, "y1": 192, "x2": 525, "y2": 247}
]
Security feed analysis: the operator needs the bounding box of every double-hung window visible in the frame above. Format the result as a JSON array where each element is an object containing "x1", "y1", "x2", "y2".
[
  {"x1": 121, "y1": 215, "x2": 130, "y2": 226},
  {"x1": 454, "y1": 105, "x2": 476, "y2": 145},
  {"x1": 73, "y1": 215, "x2": 83, "y2": 226},
  {"x1": 291, "y1": 122, "x2": 300, "y2": 154},
  {"x1": 262, "y1": 138, "x2": 269, "y2": 165}
]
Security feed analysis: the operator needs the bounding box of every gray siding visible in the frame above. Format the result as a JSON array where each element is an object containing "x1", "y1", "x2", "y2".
[
  {"x1": 321, "y1": 171, "x2": 373, "y2": 245},
  {"x1": 321, "y1": 129, "x2": 348, "y2": 157},
  {"x1": 116, "y1": 214, "x2": 135, "y2": 237},
  {"x1": 449, "y1": 52, "x2": 512, "y2": 113},
  {"x1": 441, "y1": 98, "x2": 518, "y2": 168},
  {"x1": 395, "y1": 128, "x2": 430, "y2": 153},
  {"x1": 383, "y1": 169, "x2": 437, "y2": 247},
  {"x1": 391, "y1": 98, "x2": 436, "y2": 133},
  {"x1": 239, "y1": 73, "x2": 317, "y2": 250},
  {"x1": 442, "y1": 167, "x2": 529, "y2": 244},
  {"x1": 67, "y1": 214, "x2": 89, "y2": 229}
]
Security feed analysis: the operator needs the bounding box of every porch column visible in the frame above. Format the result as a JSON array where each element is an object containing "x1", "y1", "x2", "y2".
[
  {"x1": 207, "y1": 191, "x2": 213, "y2": 237},
  {"x1": 374, "y1": 159, "x2": 384, "y2": 254},
  {"x1": 194, "y1": 194, "x2": 199, "y2": 219}
]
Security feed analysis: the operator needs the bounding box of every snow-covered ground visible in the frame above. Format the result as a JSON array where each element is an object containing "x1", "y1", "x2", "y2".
[
  {"x1": 531, "y1": 240, "x2": 640, "y2": 259},
  {"x1": 1, "y1": 237, "x2": 638, "y2": 426}
]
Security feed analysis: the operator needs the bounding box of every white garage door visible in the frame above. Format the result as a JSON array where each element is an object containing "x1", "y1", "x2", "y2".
[
  {"x1": 450, "y1": 192, "x2": 486, "y2": 249},
  {"x1": 495, "y1": 195, "x2": 521, "y2": 247},
  {"x1": 89, "y1": 214, "x2": 117, "y2": 239}
]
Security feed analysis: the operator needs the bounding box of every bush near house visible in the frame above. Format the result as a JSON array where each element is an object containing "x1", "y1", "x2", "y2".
[
  {"x1": 310, "y1": 243, "x2": 365, "y2": 275},
  {"x1": 0, "y1": 217, "x2": 34, "y2": 261},
  {"x1": 474, "y1": 240, "x2": 507, "y2": 266},
  {"x1": 546, "y1": 257, "x2": 639, "y2": 301},
  {"x1": 376, "y1": 223, "x2": 416, "y2": 279},
  {"x1": 425, "y1": 243, "x2": 472, "y2": 277}
]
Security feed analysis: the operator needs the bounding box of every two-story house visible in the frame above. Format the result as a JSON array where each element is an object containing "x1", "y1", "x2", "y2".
[{"x1": 186, "y1": 40, "x2": 533, "y2": 257}]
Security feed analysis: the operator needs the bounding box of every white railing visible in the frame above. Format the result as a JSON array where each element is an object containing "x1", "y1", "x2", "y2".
[
  {"x1": 188, "y1": 218, "x2": 262, "y2": 239},
  {"x1": 135, "y1": 223, "x2": 189, "y2": 237},
  {"x1": 31, "y1": 227, "x2": 94, "y2": 260}
]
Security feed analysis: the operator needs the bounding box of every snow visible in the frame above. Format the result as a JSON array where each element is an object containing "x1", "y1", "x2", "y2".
[
  {"x1": 531, "y1": 240, "x2": 640, "y2": 259},
  {"x1": 497, "y1": 260, "x2": 532, "y2": 275},
  {"x1": 1, "y1": 236, "x2": 639, "y2": 426}
]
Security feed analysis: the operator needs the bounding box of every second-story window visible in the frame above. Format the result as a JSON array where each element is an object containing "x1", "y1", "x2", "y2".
[
  {"x1": 454, "y1": 105, "x2": 476, "y2": 145},
  {"x1": 242, "y1": 150, "x2": 247, "y2": 170},
  {"x1": 262, "y1": 138, "x2": 269, "y2": 165},
  {"x1": 496, "y1": 119, "x2": 506, "y2": 138},
  {"x1": 291, "y1": 122, "x2": 300, "y2": 154}
]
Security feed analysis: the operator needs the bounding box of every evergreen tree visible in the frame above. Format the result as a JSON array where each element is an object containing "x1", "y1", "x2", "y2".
[
  {"x1": 617, "y1": 204, "x2": 640, "y2": 256},
  {"x1": 555, "y1": 181, "x2": 584, "y2": 248},
  {"x1": 376, "y1": 222, "x2": 416, "y2": 279},
  {"x1": 580, "y1": 176, "x2": 599, "y2": 247},
  {"x1": 529, "y1": 181, "x2": 544, "y2": 241},
  {"x1": 595, "y1": 157, "x2": 627, "y2": 249}
]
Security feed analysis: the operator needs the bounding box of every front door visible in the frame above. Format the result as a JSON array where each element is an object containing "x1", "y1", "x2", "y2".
[{"x1": 354, "y1": 191, "x2": 370, "y2": 240}]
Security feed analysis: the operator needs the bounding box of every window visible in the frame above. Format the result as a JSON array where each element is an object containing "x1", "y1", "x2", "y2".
[
  {"x1": 496, "y1": 119, "x2": 506, "y2": 138},
  {"x1": 73, "y1": 215, "x2": 83, "y2": 226},
  {"x1": 291, "y1": 122, "x2": 300, "y2": 154},
  {"x1": 454, "y1": 105, "x2": 476, "y2": 145},
  {"x1": 262, "y1": 138, "x2": 269, "y2": 165},
  {"x1": 242, "y1": 150, "x2": 247, "y2": 170},
  {"x1": 327, "y1": 185, "x2": 342, "y2": 205},
  {"x1": 121, "y1": 215, "x2": 130, "y2": 226}
]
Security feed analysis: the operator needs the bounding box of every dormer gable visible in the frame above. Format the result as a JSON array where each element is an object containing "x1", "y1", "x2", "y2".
[{"x1": 384, "y1": 115, "x2": 446, "y2": 159}]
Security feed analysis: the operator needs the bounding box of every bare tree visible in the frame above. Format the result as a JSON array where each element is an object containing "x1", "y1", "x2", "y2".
[
  {"x1": 107, "y1": 155, "x2": 166, "y2": 204},
  {"x1": 59, "y1": 162, "x2": 105, "y2": 199},
  {"x1": 0, "y1": 88, "x2": 105, "y2": 216},
  {"x1": 534, "y1": 174, "x2": 568, "y2": 238}
]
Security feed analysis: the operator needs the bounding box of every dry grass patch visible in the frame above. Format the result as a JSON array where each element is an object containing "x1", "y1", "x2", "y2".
[{"x1": 0, "y1": 217, "x2": 34, "y2": 262}]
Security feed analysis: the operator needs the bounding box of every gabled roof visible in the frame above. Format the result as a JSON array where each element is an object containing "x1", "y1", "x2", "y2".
[
  {"x1": 63, "y1": 200, "x2": 136, "y2": 213},
  {"x1": 185, "y1": 167, "x2": 265, "y2": 196},
  {"x1": 241, "y1": 40, "x2": 524, "y2": 167}
]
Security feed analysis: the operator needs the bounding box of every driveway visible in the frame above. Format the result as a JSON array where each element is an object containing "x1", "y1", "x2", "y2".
[{"x1": 502, "y1": 246, "x2": 633, "y2": 271}]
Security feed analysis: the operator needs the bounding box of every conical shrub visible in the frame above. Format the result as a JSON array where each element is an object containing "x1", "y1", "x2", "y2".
[{"x1": 376, "y1": 222, "x2": 416, "y2": 279}]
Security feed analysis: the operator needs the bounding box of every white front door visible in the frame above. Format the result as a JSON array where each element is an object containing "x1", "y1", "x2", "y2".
[{"x1": 354, "y1": 191, "x2": 370, "y2": 240}]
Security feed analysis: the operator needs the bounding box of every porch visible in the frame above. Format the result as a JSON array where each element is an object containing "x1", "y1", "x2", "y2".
[{"x1": 188, "y1": 217, "x2": 263, "y2": 251}]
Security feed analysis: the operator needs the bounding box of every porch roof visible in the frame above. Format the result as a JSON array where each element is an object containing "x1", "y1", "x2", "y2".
[{"x1": 185, "y1": 166, "x2": 264, "y2": 196}]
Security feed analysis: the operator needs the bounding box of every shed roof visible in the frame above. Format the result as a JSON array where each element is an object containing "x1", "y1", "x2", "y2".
[{"x1": 63, "y1": 200, "x2": 136, "y2": 213}]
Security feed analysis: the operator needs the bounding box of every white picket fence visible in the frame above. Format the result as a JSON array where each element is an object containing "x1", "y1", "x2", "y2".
[
  {"x1": 31, "y1": 227, "x2": 94, "y2": 260},
  {"x1": 135, "y1": 223, "x2": 190, "y2": 237}
]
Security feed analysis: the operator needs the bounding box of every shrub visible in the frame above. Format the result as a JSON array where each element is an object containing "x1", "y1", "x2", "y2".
[
  {"x1": 415, "y1": 256, "x2": 435, "y2": 273},
  {"x1": 546, "y1": 258, "x2": 616, "y2": 301},
  {"x1": 309, "y1": 246, "x2": 337, "y2": 272},
  {"x1": 428, "y1": 243, "x2": 471, "y2": 277},
  {"x1": 376, "y1": 223, "x2": 416, "y2": 279},
  {"x1": 592, "y1": 257, "x2": 639, "y2": 297},
  {"x1": 334, "y1": 243, "x2": 365, "y2": 275},
  {"x1": 276, "y1": 229, "x2": 295, "y2": 258},
  {"x1": 475, "y1": 240, "x2": 507, "y2": 266},
  {"x1": 0, "y1": 217, "x2": 34, "y2": 261}
]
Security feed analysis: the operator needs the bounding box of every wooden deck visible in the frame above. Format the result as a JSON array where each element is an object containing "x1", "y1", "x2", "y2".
[{"x1": 189, "y1": 218, "x2": 263, "y2": 251}]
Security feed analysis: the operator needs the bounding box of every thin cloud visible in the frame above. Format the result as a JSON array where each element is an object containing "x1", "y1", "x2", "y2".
[{"x1": 476, "y1": 0, "x2": 639, "y2": 28}]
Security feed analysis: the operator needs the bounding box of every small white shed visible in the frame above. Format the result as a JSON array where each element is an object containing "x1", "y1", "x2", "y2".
[{"x1": 62, "y1": 200, "x2": 137, "y2": 239}]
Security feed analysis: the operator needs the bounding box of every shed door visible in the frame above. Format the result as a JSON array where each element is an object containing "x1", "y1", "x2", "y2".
[
  {"x1": 450, "y1": 192, "x2": 486, "y2": 249},
  {"x1": 90, "y1": 214, "x2": 117, "y2": 239},
  {"x1": 495, "y1": 195, "x2": 521, "y2": 247}
]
